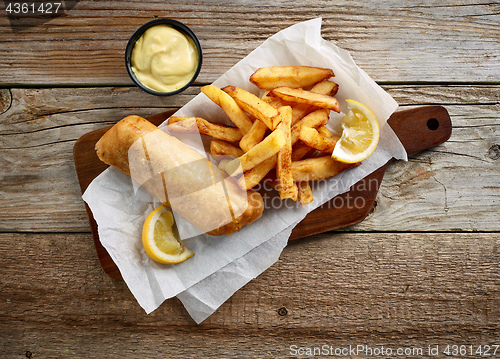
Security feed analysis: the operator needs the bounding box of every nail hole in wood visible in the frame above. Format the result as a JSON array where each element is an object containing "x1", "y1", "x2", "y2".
[
  {"x1": 487, "y1": 144, "x2": 500, "y2": 160},
  {"x1": 0, "y1": 89, "x2": 12, "y2": 114},
  {"x1": 277, "y1": 307, "x2": 288, "y2": 316},
  {"x1": 427, "y1": 118, "x2": 439, "y2": 130}
]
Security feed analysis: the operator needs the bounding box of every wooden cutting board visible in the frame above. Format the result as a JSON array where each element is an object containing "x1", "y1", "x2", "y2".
[{"x1": 74, "y1": 105, "x2": 451, "y2": 279}]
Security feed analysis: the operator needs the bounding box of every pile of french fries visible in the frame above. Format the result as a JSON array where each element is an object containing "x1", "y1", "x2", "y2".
[{"x1": 168, "y1": 66, "x2": 359, "y2": 205}]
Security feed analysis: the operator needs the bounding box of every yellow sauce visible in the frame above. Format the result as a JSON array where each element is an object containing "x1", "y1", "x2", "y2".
[{"x1": 131, "y1": 25, "x2": 198, "y2": 93}]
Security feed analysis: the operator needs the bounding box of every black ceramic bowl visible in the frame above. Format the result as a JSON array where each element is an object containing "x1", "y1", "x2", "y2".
[{"x1": 125, "y1": 19, "x2": 203, "y2": 96}]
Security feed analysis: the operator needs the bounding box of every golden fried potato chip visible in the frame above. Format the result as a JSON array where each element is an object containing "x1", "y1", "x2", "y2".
[
  {"x1": 291, "y1": 156, "x2": 360, "y2": 181},
  {"x1": 297, "y1": 181, "x2": 314, "y2": 205},
  {"x1": 201, "y1": 85, "x2": 253, "y2": 133},
  {"x1": 276, "y1": 106, "x2": 297, "y2": 201},
  {"x1": 239, "y1": 120, "x2": 268, "y2": 152},
  {"x1": 210, "y1": 139, "x2": 245, "y2": 158},
  {"x1": 237, "y1": 155, "x2": 277, "y2": 190},
  {"x1": 168, "y1": 116, "x2": 243, "y2": 142},
  {"x1": 298, "y1": 126, "x2": 339, "y2": 153},
  {"x1": 271, "y1": 87, "x2": 341, "y2": 113},
  {"x1": 223, "y1": 86, "x2": 282, "y2": 130},
  {"x1": 225, "y1": 126, "x2": 286, "y2": 175},
  {"x1": 250, "y1": 66, "x2": 334, "y2": 90},
  {"x1": 291, "y1": 109, "x2": 330, "y2": 146}
]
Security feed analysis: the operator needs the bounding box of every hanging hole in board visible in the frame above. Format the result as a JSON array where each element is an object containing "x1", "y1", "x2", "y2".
[{"x1": 427, "y1": 118, "x2": 439, "y2": 130}]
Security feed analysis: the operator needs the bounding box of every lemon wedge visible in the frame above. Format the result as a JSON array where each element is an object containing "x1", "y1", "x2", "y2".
[
  {"x1": 142, "y1": 205, "x2": 194, "y2": 264},
  {"x1": 332, "y1": 99, "x2": 380, "y2": 163}
]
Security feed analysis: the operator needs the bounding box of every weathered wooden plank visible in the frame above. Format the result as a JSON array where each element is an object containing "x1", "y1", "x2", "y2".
[
  {"x1": 0, "y1": 232, "x2": 498, "y2": 357},
  {"x1": 0, "y1": 0, "x2": 498, "y2": 84},
  {"x1": 359, "y1": 106, "x2": 500, "y2": 231},
  {"x1": 0, "y1": 86, "x2": 196, "y2": 232},
  {"x1": 0, "y1": 85, "x2": 498, "y2": 232}
]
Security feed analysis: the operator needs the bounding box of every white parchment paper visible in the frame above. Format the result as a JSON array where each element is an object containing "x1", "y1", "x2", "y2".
[{"x1": 83, "y1": 18, "x2": 407, "y2": 324}]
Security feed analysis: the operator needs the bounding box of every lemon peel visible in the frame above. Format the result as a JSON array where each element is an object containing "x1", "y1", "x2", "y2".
[
  {"x1": 332, "y1": 99, "x2": 380, "y2": 163},
  {"x1": 142, "y1": 205, "x2": 194, "y2": 264}
]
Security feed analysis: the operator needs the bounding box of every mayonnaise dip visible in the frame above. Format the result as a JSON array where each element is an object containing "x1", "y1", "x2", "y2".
[{"x1": 131, "y1": 25, "x2": 199, "y2": 93}]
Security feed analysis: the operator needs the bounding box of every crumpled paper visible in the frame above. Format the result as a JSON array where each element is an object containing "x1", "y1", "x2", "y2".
[{"x1": 83, "y1": 17, "x2": 407, "y2": 324}]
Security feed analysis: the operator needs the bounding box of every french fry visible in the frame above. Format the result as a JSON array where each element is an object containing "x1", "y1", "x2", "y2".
[
  {"x1": 290, "y1": 80, "x2": 339, "y2": 124},
  {"x1": 290, "y1": 104, "x2": 313, "y2": 125},
  {"x1": 297, "y1": 181, "x2": 314, "y2": 205},
  {"x1": 270, "y1": 87, "x2": 341, "y2": 113},
  {"x1": 265, "y1": 96, "x2": 285, "y2": 109},
  {"x1": 222, "y1": 86, "x2": 281, "y2": 130},
  {"x1": 311, "y1": 80, "x2": 339, "y2": 97},
  {"x1": 168, "y1": 116, "x2": 188, "y2": 124},
  {"x1": 237, "y1": 155, "x2": 277, "y2": 190},
  {"x1": 317, "y1": 125, "x2": 332, "y2": 138},
  {"x1": 168, "y1": 116, "x2": 243, "y2": 142},
  {"x1": 261, "y1": 90, "x2": 273, "y2": 103},
  {"x1": 265, "y1": 94, "x2": 310, "y2": 124},
  {"x1": 225, "y1": 126, "x2": 286, "y2": 175},
  {"x1": 261, "y1": 79, "x2": 339, "y2": 123},
  {"x1": 276, "y1": 106, "x2": 298, "y2": 200},
  {"x1": 239, "y1": 120, "x2": 268, "y2": 152},
  {"x1": 291, "y1": 156, "x2": 360, "y2": 182},
  {"x1": 210, "y1": 139, "x2": 245, "y2": 158},
  {"x1": 250, "y1": 66, "x2": 334, "y2": 90},
  {"x1": 291, "y1": 142, "x2": 316, "y2": 161},
  {"x1": 298, "y1": 126, "x2": 340, "y2": 153},
  {"x1": 263, "y1": 80, "x2": 337, "y2": 125},
  {"x1": 291, "y1": 109, "x2": 330, "y2": 146},
  {"x1": 201, "y1": 85, "x2": 253, "y2": 133}
]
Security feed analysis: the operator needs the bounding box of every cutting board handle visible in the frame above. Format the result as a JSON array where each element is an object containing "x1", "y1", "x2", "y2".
[{"x1": 387, "y1": 105, "x2": 452, "y2": 155}]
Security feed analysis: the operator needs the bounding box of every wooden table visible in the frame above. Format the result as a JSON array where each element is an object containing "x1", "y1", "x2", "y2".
[{"x1": 1, "y1": 1, "x2": 499, "y2": 357}]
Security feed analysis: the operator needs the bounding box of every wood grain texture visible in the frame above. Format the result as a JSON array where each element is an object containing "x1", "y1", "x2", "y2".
[
  {"x1": 0, "y1": 0, "x2": 498, "y2": 85},
  {"x1": 0, "y1": 85, "x2": 498, "y2": 232},
  {"x1": 0, "y1": 232, "x2": 498, "y2": 358}
]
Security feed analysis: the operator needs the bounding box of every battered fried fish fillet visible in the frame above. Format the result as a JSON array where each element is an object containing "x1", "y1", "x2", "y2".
[{"x1": 95, "y1": 115, "x2": 264, "y2": 236}]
